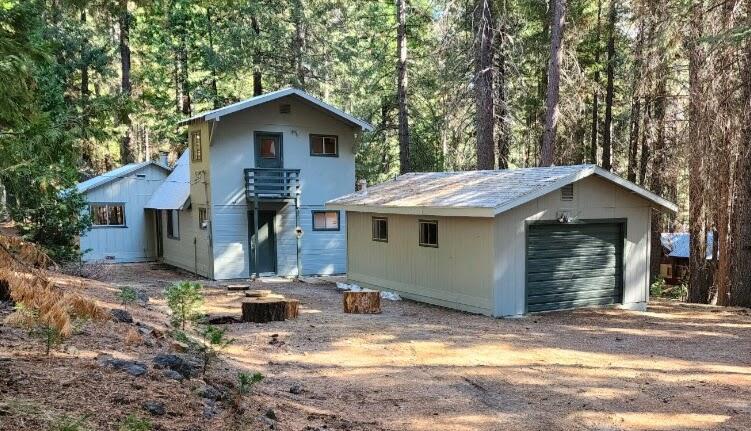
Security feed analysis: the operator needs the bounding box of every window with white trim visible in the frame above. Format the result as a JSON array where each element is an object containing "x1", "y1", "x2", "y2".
[
  {"x1": 90, "y1": 204, "x2": 126, "y2": 227},
  {"x1": 312, "y1": 211, "x2": 340, "y2": 231}
]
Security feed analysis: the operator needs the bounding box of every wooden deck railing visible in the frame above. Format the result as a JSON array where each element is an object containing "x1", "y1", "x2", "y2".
[{"x1": 244, "y1": 168, "x2": 301, "y2": 201}]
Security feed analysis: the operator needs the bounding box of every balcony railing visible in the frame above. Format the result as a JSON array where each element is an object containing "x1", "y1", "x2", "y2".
[{"x1": 244, "y1": 168, "x2": 301, "y2": 201}]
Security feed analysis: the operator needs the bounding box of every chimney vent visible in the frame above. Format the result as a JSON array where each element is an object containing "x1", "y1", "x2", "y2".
[
  {"x1": 159, "y1": 151, "x2": 169, "y2": 166},
  {"x1": 357, "y1": 179, "x2": 367, "y2": 193}
]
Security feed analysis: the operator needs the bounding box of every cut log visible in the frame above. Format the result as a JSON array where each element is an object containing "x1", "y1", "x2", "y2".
[
  {"x1": 241, "y1": 298, "x2": 300, "y2": 323},
  {"x1": 0, "y1": 280, "x2": 10, "y2": 302},
  {"x1": 343, "y1": 290, "x2": 381, "y2": 314},
  {"x1": 226, "y1": 284, "x2": 250, "y2": 291},
  {"x1": 244, "y1": 289, "x2": 272, "y2": 298}
]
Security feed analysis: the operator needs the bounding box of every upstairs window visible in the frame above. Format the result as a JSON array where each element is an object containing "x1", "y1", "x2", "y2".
[
  {"x1": 312, "y1": 210, "x2": 340, "y2": 231},
  {"x1": 90, "y1": 204, "x2": 126, "y2": 227},
  {"x1": 167, "y1": 210, "x2": 180, "y2": 239},
  {"x1": 259, "y1": 137, "x2": 278, "y2": 158},
  {"x1": 310, "y1": 134, "x2": 338, "y2": 157},
  {"x1": 372, "y1": 217, "x2": 388, "y2": 242},
  {"x1": 191, "y1": 131, "x2": 202, "y2": 162},
  {"x1": 419, "y1": 220, "x2": 438, "y2": 247}
]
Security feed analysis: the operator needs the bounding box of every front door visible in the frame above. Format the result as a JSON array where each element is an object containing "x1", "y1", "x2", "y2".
[
  {"x1": 248, "y1": 210, "x2": 277, "y2": 274},
  {"x1": 254, "y1": 132, "x2": 283, "y2": 168}
]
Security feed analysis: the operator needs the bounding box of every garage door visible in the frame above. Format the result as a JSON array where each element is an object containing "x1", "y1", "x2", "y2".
[{"x1": 526, "y1": 223, "x2": 623, "y2": 312}]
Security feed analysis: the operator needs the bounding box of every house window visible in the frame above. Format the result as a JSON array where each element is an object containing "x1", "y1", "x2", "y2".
[
  {"x1": 310, "y1": 135, "x2": 338, "y2": 157},
  {"x1": 191, "y1": 131, "x2": 202, "y2": 162},
  {"x1": 372, "y1": 217, "x2": 388, "y2": 242},
  {"x1": 259, "y1": 137, "x2": 277, "y2": 158},
  {"x1": 312, "y1": 211, "x2": 340, "y2": 231},
  {"x1": 167, "y1": 210, "x2": 180, "y2": 239},
  {"x1": 561, "y1": 183, "x2": 574, "y2": 201},
  {"x1": 90, "y1": 204, "x2": 126, "y2": 227},
  {"x1": 198, "y1": 207, "x2": 208, "y2": 230},
  {"x1": 419, "y1": 220, "x2": 438, "y2": 247}
]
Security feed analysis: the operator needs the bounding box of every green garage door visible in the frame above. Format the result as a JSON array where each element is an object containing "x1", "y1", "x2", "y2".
[{"x1": 526, "y1": 223, "x2": 623, "y2": 312}]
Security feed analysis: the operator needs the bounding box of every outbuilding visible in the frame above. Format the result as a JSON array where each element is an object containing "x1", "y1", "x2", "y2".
[
  {"x1": 327, "y1": 164, "x2": 677, "y2": 317},
  {"x1": 76, "y1": 160, "x2": 171, "y2": 262}
]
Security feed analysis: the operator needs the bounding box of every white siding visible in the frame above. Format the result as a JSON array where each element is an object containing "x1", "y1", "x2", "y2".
[
  {"x1": 493, "y1": 175, "x2": 652, "y2": 316},
  {"x1": 80, "y1": 164, "x2": 168, "y2": 263},
  {"x1": 208, "y1": 95, "x2": 356, "y2": 279}
]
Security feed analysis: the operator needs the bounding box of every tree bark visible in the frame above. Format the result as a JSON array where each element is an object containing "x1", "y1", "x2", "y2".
[
  {"x1": 206, "y1": 7, "x2": 220, "y2": 109},
  {"x1": 648, "y1": 73, "x2": 667, "y2": 283},
  {"x1": 178, "y1": 33, "x2": 190, "y2": 116},
  {"x1": 474, "y1": 0, "x2": 495, "y2": 170},
  {"x1": 396, "y1": 0, "x2": 411, "y2": 173},
  {"x1": 291, "y1": 0, "x2": 306, "y2": 89},
  {"x1": 540, "y1": 0, "x2": 565, "y2": 166},
  {"x1": 729, "y1": 0, "x2": 751, "y2": 308},
  {"x1": 601, "y1": 0, "x2": 616, "y2": 171},
  {"x1": 119, "y1": 0, "x2": 134, "y2": 164},
  {"x1": 251, "y1": 15, "x2": 262, "y2": 96},
  {"x1": 494, "y1": 3, "x2": 510, "y2": 169},
  {"x1": 626, "y1": 20, "x2": 645, "y2": 182},
  {"x1": 590, "y1": 0, "x2": 601, "y2": 165},
  {"x1": 687, "y1": 1, "x2": 710, "y2": 303}
]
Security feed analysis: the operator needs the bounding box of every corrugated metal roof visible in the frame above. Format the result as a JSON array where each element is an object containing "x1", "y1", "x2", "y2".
[
  {"x1": 660, "y1": 232, "x2": 714, "y2": 259},
  {"x1": 144, "y1": 150, "x2": 191, "y2": 210},
  {"x1": 76, "y1": 161, "x2": 170, "y2": 194},
  {"x1": 177, "y1": 87, "x2": 373, "y2": 131},
  {"x1": 327, "y1": 164, "x2": 678, "y2": 217}
]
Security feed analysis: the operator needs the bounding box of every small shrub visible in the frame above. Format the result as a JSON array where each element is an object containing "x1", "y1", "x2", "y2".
[
  {"x1": 50, "y1": 415, "x2": 90, "y2": 431},
  {"x1": 117, "y1": 287, "x2": 138, "y2": 311},
  {"x1": 31, "y1": 324, "x2": 64, "y2": 356},
  {"x1": 197, "y1": 324, "x2": 234, "y2": 375},
  {"x1": 237, "y1": 371, "x2": 264, "y2": 394},
  {"x1": 118, "y1": 414, "x2": 152, "y2": 431},
  {"x1": 650, "y1": 277, "x2": 666, "y2": 297},
  {"x1": 164, "y1": 281, "x2": 203, "y2": 330}
]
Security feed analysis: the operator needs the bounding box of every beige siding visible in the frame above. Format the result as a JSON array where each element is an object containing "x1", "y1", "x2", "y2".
[
  {"x1": 347, "y1": 212, "x2": 495, "y2": 314},
  {"x1": 186, "y1": 121, "x2": 213, "y2": 278},
  {"x1": 160, "y1": 208, "x2": 211, "y2": 278},
  {"x1": 493, "y1": 175, "x2": 652, "y2": 316}
]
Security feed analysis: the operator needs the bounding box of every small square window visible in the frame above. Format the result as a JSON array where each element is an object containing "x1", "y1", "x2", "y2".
[
  {"x1": 310, "y1": 135, "x2": 338, "y2": 156},
  {"x1": 372, "y1": 217, "x2": 388, "y2": 242},
  {"x1": 312, "y1": 211, "x2": 339, "y2": 231},
  {"x1": 198, "y1": 207, "x2": 209, "y2": 230},
  {"x1": 167, "y1": 210, "x2": 180, "y2": 239},
  {"x1": 419, "y1": 220, "x2": 438, "y2": 247},
  {"x1": 260, "y1": 138, "x2": 277, "y2": 158},
  {"x1": 191, "y1": 131, "x2": 202, "y2": 162}
]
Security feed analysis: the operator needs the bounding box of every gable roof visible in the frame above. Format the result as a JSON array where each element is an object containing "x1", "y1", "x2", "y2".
[
  {"x1": 177, "y1": 87, "x2": 373, "y2": 131},
  {"x1": 660, "y1": 232, "x2": 714, "y2": 259},
  {"x1": 145, "y1": 150, "x2": 191, "y2": 210},
  {"x1": 327, "y1": 164, "x2": 678, "y2": 217},
  {"x1": 76, "y1": 161, "x2": 170, "y2": 194}
]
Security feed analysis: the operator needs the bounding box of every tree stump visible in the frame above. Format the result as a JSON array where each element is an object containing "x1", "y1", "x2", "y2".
[
  {"x1": 244, "y1": 289, "x2": 272, "y2": 298},
  {"x1": 343, "y1": 290, "x2": 381, "y2": 314},
  {"x1": 226, "y1": 284, "x2": 250, "y2": 291},
  {"x1": 241, "y1": 298, "x2": 299, "y2": 323}
]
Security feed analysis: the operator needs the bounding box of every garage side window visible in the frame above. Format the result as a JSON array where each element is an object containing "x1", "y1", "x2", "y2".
[
  {"x1": 310, "y1": 134, "x2": 338, "y2": 157},
  {"x1": 167, "y1": 210, "x2": 180, "y2": 239},
  {"x1": 90, "y1": 203, "x2": 126, "y2": 227},
  {"x1": 418, "y1": 220, "x2": 438, "y2": 247},
  {"x1": 372, "y1": 217, "x2": 388, "y2": 242},
  {"x1": 312, "y1": 211, "x2": 340, "y2": 231}
]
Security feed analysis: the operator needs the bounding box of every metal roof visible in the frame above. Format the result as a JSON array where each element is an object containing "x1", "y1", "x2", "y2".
[
  {"x1": 177, "y1": 87, "x2": 374, "y2": 131},
  {"x1": 76, "y1": 161, "x2": 170, "y2": 194},
  {"x1": 660, "y1": 232, "x2": 714, "y2": 259},
  {"x1": 327, "y1": 164, "x2": 678, "y2": 217},
  {"x1": 144, "y1": 150, "x2": 191, "y2": 210}
]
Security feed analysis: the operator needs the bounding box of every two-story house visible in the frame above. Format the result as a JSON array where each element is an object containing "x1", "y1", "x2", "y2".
[{"x1": 144, "y1": 88, "x2": 372, "y2": 280}]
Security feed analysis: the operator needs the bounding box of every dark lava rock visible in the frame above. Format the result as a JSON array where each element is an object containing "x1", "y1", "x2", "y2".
[
  {"x1": 152, "y1": 353, "x2": 199, "y2": 379},
  {"x1": 143, "y1": 401, "x2": 166, "y2": 416},
  {"x1": 289, "y1": 384, "x2": 302, "y2": 395},
  {"x1": 98, "y1": 356, "x2": 147, "y2": 377},
  {"x1": 111, "y1": 309, "x2": 133, "y2": 323},
  {"x1": 196, "y1": 384, "x2": 223, "y2": 401},
  {"x1": 163, "y1": 369, "x2": 184, "y2": 381},
  {"x1": 264, "y1": 409, "x2": 277, "y2": 421}
]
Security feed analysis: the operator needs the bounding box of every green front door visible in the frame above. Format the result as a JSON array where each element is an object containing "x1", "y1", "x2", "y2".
[
  {"x1": 526, "y1": 222, "x2": 623, "y2": 312},
  {"x1": 248, "y1": 210, "x2": 277, "y2": 274}
]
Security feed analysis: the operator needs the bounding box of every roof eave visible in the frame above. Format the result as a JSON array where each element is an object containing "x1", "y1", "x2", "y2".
[{"x1": 325, "y1": 203, "x2": 495, "y2": 218}]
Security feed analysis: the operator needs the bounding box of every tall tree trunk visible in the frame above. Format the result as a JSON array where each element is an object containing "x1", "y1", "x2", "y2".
[
  {"x1": 119, "y1": 0, "x2": 134, "y2": 164},
  {"x1": 638, "y1": 97, "x2": 651, "y2": 186},
  {"x1": 729, "y1": 0, "x2": 751, "y2": 307},
  {"x1": 540, "y1": 0, "x2": 565, "y2": 166},
  {"x1": 291, "y1": 0, "x2": 306, "y2": 89},
  {"x1": 474, "y1": 0, "x2": 495, "y2": 170},
  {"x1": 251, "y1": 15, "x2": 262, "y2": 96},
  {"x1": 648, "y1": 73, "x2": 667, "y2": 283},
  {"x1": 590, "y1": 0, "x2": 601, "y2": 165},
  {"x1": 396, "y1": 0, "x2": 411, "y2": 173},
  {"x1": 206, "y1": 7, "x2": 220, "y2": 109},
  {"x1": 626, "y1": 21, "x2": 645, "y2": 182},
  {"x1": 178, "y1": 33, "x2": 190, "y2": 116},
  {"x1": 601, "y1": 0, "x2": 616, "y2": 171},
  {"x1": 494, "y1": 2, "x2": 510, "y2": 169}
]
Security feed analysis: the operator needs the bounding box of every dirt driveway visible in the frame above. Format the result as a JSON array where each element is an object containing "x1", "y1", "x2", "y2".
[{"x1": 108, "y1": 264, "x2": 751, "y2": 430}]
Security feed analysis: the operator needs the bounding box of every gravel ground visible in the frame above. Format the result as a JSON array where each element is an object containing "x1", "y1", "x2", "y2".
[{"x1": 2, "y1": 262, "x2": 751, "y2": 430}]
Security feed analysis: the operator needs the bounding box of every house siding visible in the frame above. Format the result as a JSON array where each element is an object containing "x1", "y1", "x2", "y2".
[
  {"x1": 207, "y1": 95, "x2": 356, "y2": 279},
  {"x1": 492, "y1": 175, "x2": 652, "y2": 316},
  {"x1": 346, "y1": 212, "x2": 495, "y2": 314},
  {"x1": 160, "y1": 207, "x2": 212, "y2": 278},
  {"x1": 80, "y1": 164, "x2": 168, "y2": 263}
]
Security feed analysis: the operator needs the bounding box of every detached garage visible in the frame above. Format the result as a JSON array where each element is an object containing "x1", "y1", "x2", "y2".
[{"x1": 327, "y1": 164, "x2": 677, "y2": 317}]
